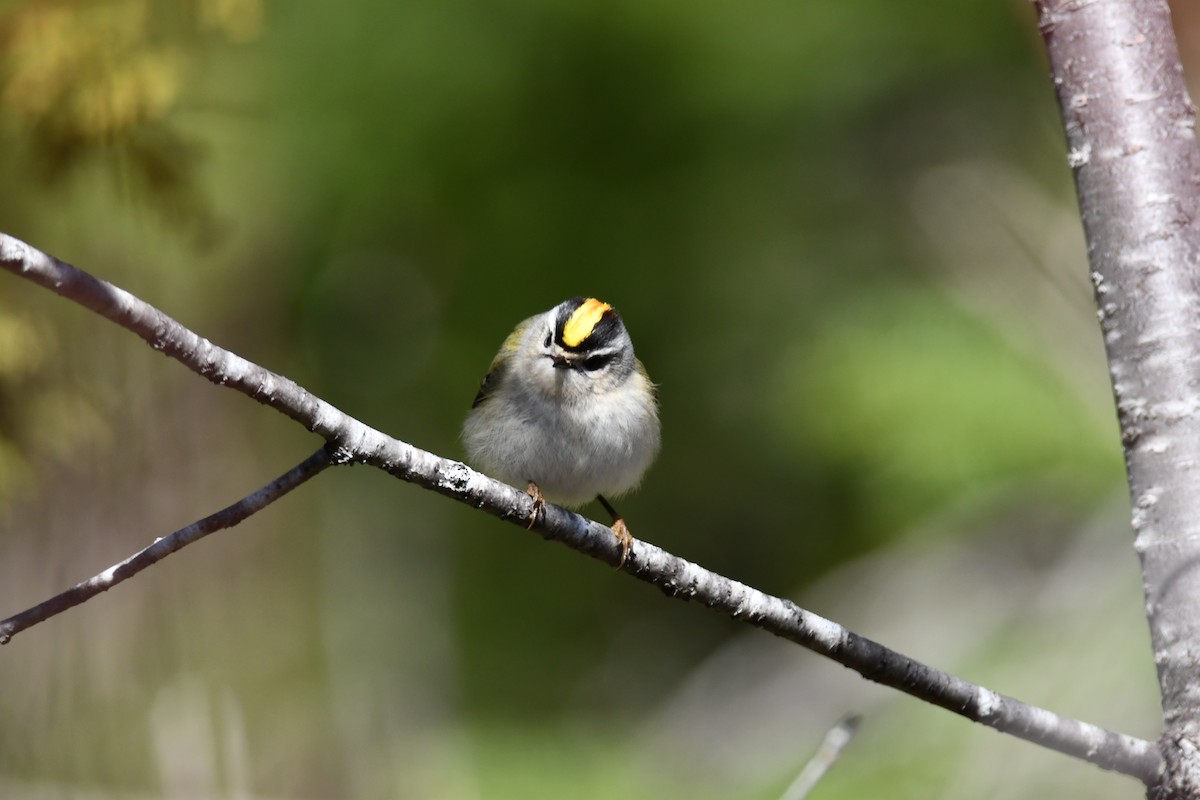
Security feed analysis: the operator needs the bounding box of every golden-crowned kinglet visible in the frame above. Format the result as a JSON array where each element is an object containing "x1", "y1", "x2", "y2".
[{"x1": 463, "y1": 296, "x2": 660, "y2": 567}]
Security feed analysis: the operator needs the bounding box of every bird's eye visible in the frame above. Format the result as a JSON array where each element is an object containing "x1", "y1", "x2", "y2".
[
  {"x1": 543, "y1": 332, "x2": 552, "y2": 348},
  {"x1": 582, "y1": 354, "x2": 609, "y2": 371}
]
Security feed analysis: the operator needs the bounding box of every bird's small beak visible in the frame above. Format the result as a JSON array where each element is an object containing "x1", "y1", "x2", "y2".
[{"x1": 550, "y1": 354, "x2": 574, "y2": 370}]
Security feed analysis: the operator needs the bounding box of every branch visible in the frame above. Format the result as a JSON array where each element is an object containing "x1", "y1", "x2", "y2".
[
  {"x1": 0, "y1": 232, "x2": 1163, "y2": 784},
  {"x1": 1033, "y1": 0, "x2": 1200, "y2": 794},
  {"x1": 779, "y1": 714, "x2": 862, "y2": 800},
  {"x1": 0, "y1": 446, "x2": 333, "y2": 644}
]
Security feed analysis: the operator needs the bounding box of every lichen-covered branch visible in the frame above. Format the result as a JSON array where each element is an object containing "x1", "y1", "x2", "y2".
[
  {"x1": 1032, "y1": 1, "x2": 1200, "y2": 795},
  {"x1": 0, "y1": 232, "x2": 1163, "y2": 783}
]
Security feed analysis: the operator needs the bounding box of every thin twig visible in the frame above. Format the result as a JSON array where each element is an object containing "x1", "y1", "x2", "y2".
[
  {"x1": 779, "y1": 714, "x2": 862, "y2": 800},
  {"x1": 0, "y1": 233, "x2": 1164, "y2": 784},
  {"x1": 0, "y1": 446, "x2": 333, "y2": 644}
]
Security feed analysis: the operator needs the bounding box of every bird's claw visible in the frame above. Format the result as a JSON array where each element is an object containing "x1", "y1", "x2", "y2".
[
  {"x1": 525, "y1": 482, "x2": 545, "y2": 529},
  {"x1": 611, "y1": 517, "x2": 633, "y2": 570}
]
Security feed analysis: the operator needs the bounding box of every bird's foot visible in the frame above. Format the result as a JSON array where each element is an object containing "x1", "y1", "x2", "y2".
[
  {"x1": 611, "y1": 517, "x2": 634, "y2": 570},
  {"x1": 596, "y1": 495, "x2": 635, "y2": 570},
  {"x1": 525, "y1": 482, "x2": 545, "y2": 529}
]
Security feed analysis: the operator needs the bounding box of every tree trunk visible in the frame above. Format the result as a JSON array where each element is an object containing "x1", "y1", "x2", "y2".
[{"x1": 1033, "y1": 0, "x2": 1200, "y2": 795}]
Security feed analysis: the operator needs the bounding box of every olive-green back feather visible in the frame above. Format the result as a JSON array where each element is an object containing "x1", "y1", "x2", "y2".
[{"x1": 471, "y1": 317, "x2": 533, "y2": 409}]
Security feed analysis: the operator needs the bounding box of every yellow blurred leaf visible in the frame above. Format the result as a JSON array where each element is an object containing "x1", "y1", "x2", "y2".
[
  {"x1": 1, "y1": 0, "x2": 181, "y2": 138},
  {"x1": 198, "y1": 0, "x2": 263, "y2": 43},
  {"x1": 27, "y1": 387, "x2": 112, "y2": 459},
  {"x1": 0, "y1": 310, "x2": 50, "y2": 378}
]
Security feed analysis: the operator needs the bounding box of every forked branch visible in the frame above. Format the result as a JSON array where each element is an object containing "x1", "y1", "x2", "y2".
[{"x1": 0, "y1": 233, "x2": 1163, "y2": 784}]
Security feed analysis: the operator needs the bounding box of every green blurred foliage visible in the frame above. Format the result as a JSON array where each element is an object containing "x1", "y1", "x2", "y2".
[
  {"x1": 777, "y1": 288, "x2": 1121, "y2": 536},
  {"x1": 0, "y1": 0, "x2": 1166, "y2": 796}
]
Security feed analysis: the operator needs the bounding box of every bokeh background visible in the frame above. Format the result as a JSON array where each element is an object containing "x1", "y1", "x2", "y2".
[{"x1": 2, "y1": 0, "x2": 1196, "y2": 797}]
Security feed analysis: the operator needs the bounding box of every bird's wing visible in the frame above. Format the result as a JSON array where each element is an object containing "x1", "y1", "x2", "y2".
[{"x1": 471, "y1": 316, "x2": 533, "y2": 409}]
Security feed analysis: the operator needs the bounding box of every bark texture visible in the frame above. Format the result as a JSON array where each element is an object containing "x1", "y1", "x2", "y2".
[{"x1": 1034, "y1": 0, "x2": 1200, "y2": 795}]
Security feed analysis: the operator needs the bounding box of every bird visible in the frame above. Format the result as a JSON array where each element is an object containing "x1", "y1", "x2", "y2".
[{"x1": 463, "y1": 296, "x2": 660, "y2": 568}]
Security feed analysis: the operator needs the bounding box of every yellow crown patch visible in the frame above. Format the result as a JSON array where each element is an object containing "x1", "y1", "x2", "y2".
[{"x1": 561, "y1": 298, "x2": 612, "y2": 347}]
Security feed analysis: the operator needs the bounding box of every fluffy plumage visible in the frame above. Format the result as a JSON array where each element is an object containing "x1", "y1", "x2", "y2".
[{"x1": 463, "y1": 297, "x2": 660, "y2": 507}]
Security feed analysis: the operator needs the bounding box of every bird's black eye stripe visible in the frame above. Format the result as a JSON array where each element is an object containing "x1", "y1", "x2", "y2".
[{"x1": 582, "y1": 353, "x2": 612, "y2": 371}]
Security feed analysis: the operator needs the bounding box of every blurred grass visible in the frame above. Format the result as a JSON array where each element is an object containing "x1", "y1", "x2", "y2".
[{"x1": 0, "y1": 0, "x2": 1174, "y2": 797}]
